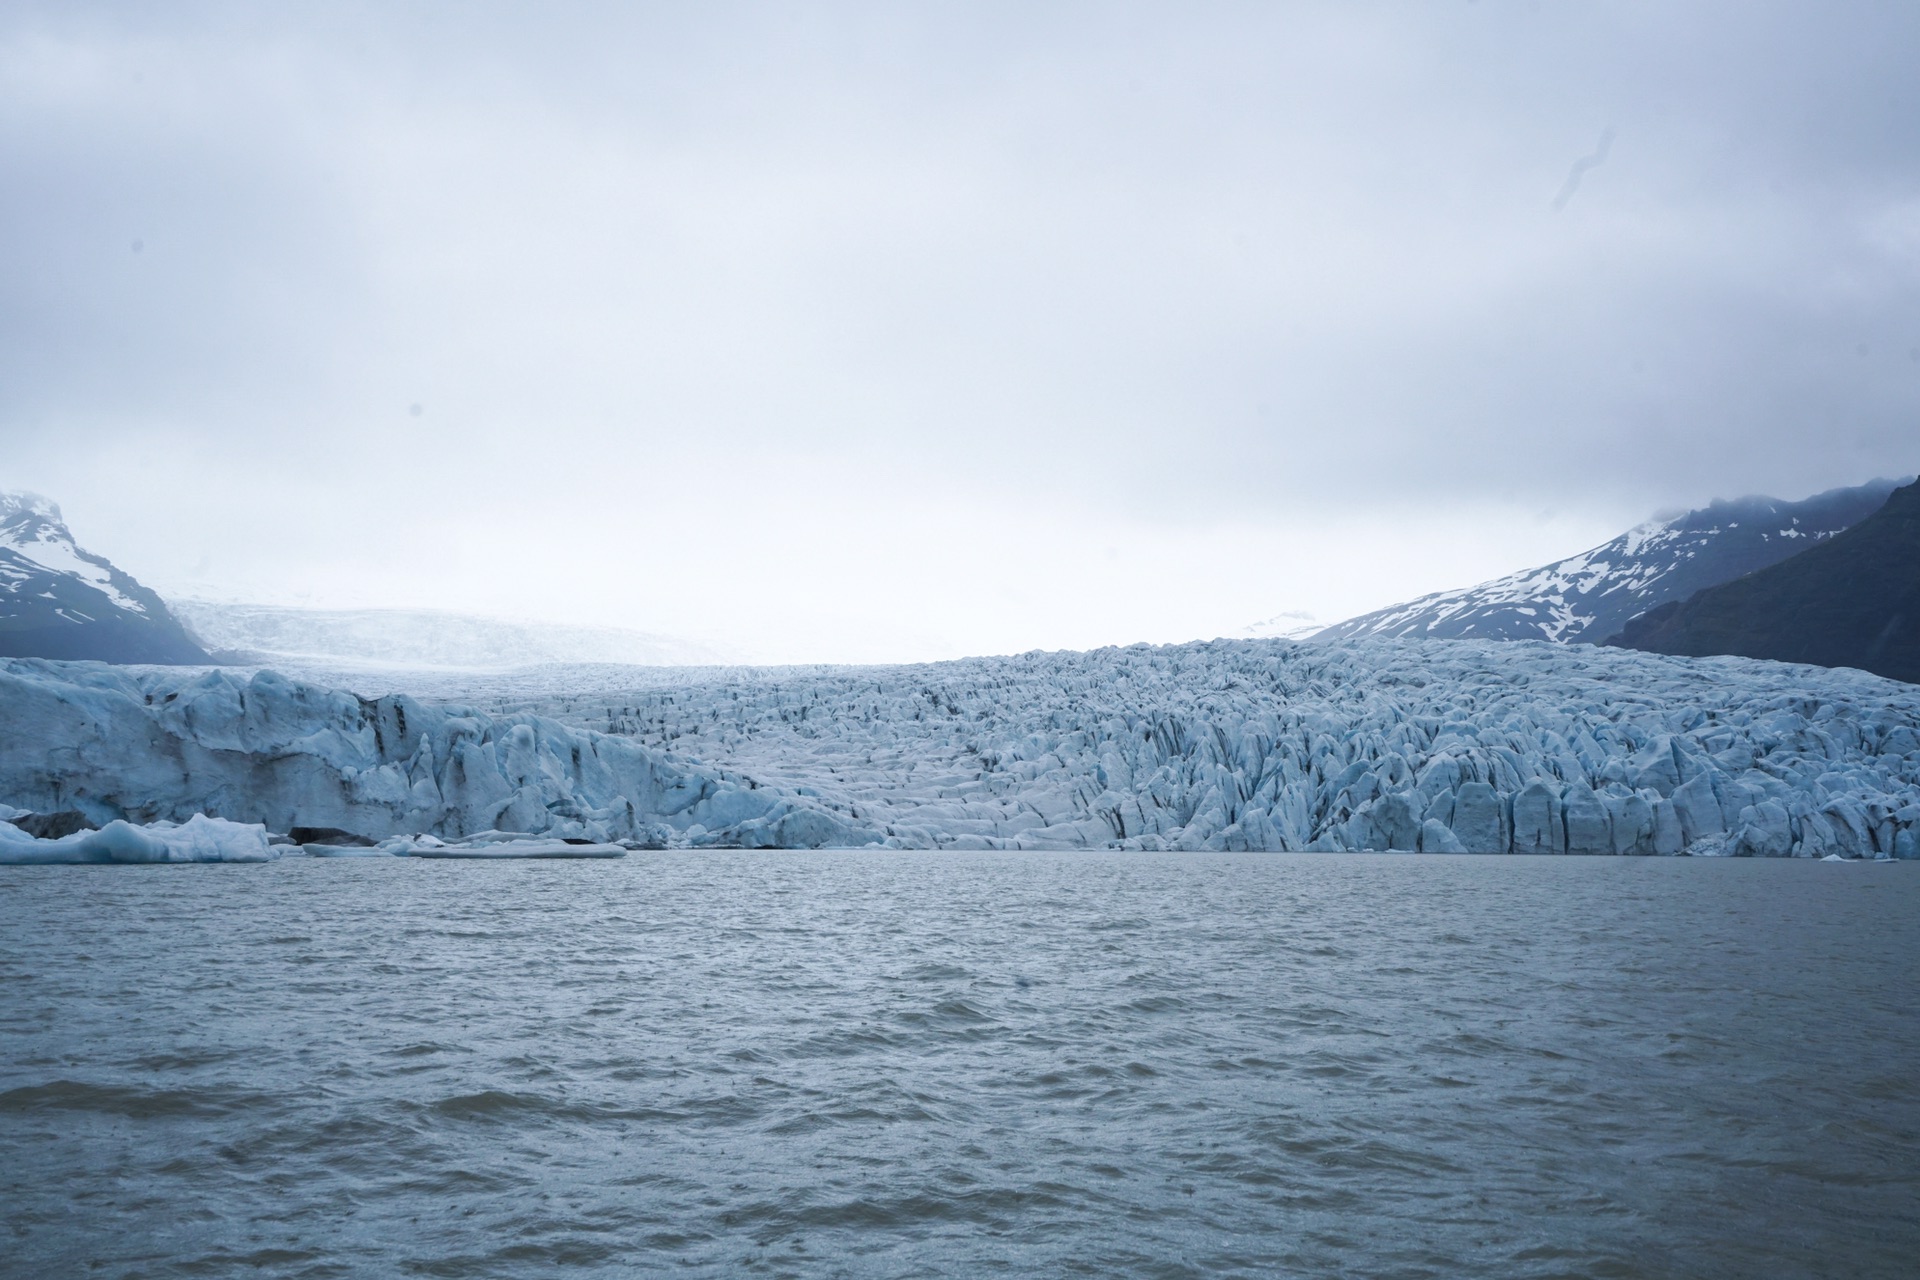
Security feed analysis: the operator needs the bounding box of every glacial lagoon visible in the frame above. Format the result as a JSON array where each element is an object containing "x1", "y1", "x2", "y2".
[{"x1": 2, "y1": 851, "x2": 1915, "y2": 1278}]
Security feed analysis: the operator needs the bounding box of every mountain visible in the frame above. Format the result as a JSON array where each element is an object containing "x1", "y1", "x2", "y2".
[
  {"x1": 170, "y1": 600, "x2": 734, "y2": 670},
  {"x1": 1607, "y1": 476, "x2": 1920, "y2": 683},
  {"x1": 1314, "y1": 479, "x2": 1907, "y2": 645},
  {"x1": 0, "y1": 493, "x2": 210, "y2": 664}
]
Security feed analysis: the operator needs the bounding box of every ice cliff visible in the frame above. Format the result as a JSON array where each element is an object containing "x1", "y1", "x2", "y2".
[{"x1": 0, "y1": 659, "x2": 867, "y2": 848}]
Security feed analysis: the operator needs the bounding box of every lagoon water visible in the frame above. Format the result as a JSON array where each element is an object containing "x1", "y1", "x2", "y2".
[{"x1": 2, "y1": 853, "x2": 1916, "y2": 1279}]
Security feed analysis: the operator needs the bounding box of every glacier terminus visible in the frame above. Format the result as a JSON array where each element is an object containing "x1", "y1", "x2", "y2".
[{"x1": 4, "y1": 637, "x2": 1916, "y2": 860}]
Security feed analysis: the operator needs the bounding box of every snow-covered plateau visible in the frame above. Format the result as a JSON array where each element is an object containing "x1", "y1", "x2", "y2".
[
  {"x1": 169, "y1": 600, "x2": 734, "y2": 670},
  {"x1": 5, "y1": 638, "x2": 1917, "y2": 858}
]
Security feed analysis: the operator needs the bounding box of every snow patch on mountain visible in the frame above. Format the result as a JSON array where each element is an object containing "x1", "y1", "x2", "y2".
[{"x1": 0, "y1": 492, "x2": 208, "y2": 663}]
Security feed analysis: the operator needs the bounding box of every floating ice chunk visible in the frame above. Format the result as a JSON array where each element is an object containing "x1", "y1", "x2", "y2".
[
  {"x1": 404, "y1": 841, "x2": 624, "y2": 859},
  {"x1": 301, "y1": 844, "x2": 396, "y2": 857},
  {"x1": 0, "y1": 813, "x2": 274, "y2": 865}
]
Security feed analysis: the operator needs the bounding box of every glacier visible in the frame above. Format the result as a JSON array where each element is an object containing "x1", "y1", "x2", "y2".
[{"x1": 5, "y1": 638, "x2": 1916, "y2": 858}]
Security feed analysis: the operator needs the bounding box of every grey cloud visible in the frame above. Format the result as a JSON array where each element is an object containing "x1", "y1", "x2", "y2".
[{"x1": 1, "y1": 2, "x2": 1916, "y2": 655}]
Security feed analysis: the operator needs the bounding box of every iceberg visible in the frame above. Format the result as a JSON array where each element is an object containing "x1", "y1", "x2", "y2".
[
  {"x1": 0, "y1": 810, "x2": 626, "y2": 865},
  {"x1": 0, "y1": 813, "x2": 274, "y2": 864},
  {"x1": 403, "y1": 841, "x2": 625, "y2": 859}
]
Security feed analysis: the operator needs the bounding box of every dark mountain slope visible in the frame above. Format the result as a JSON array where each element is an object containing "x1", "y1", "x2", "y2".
[{"x1": 1606, "y1": 476, "x2": 1920, "y2": 683}]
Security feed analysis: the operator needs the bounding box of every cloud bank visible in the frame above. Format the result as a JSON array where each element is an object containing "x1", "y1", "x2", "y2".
[{"x1": 3, "y1": 2, "x2": 1916, "y2": 660}]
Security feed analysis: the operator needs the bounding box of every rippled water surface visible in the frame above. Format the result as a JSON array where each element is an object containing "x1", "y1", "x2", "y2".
[{"x1": 2, "y1": 854, "x2": 1916, "y2": 1278}]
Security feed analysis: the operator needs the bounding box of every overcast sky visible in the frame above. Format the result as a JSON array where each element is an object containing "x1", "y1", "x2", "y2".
[{"x1": 4, "y1": 1, "x2": 1917, "y2": 662}]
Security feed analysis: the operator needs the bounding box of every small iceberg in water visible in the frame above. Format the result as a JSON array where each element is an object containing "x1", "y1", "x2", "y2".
[
  {"x1": 0, "y1": 809, "x2": 275, "y2": 864},
  {"x1": 299, "y1": 830, "x2": 627, "y2": 859},
  {"x1": 404, "y1": 841, "x2": 625, "y2": 859},
  {"x1": 0, "y1": 807, "x2": 626, "y2": 865}
]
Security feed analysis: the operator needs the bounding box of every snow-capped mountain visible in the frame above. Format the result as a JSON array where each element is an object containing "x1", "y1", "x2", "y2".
[
  {"x1": 1314, "y1": 478, "x2": 1908, "y2": 645},
  {"x1": 171, "y1": 600, "x2": 735, "y2": 670},
  {"x1": 0, "y1": 492, "x2": 209, "y2": 664},
  {"x1": 1611, "y1": 476, "x2": 1920, "y2": 684}
]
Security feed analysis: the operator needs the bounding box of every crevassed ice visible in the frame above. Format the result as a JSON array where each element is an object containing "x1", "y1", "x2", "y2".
[
  {"x1": 457, "y1": 639, "x2": 1920, "y2": 857},
  {"x1": 0, "y1": 658, "x2": 866, "y2": 851},
  {"x1": 7, "y1": 639, "x2": 1914, "y2": 858}
]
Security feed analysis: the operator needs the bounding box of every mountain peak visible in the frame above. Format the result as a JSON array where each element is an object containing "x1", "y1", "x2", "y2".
[
  {"x1": 1312, "y1": 477, "x2": 1911, "y2": 646},
  {"x1": 0, "y1": 490, "x2": 209, "y2": 664},
  {"x1": 0, "y1": 490, "x2": 65, "y2": 530}
]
